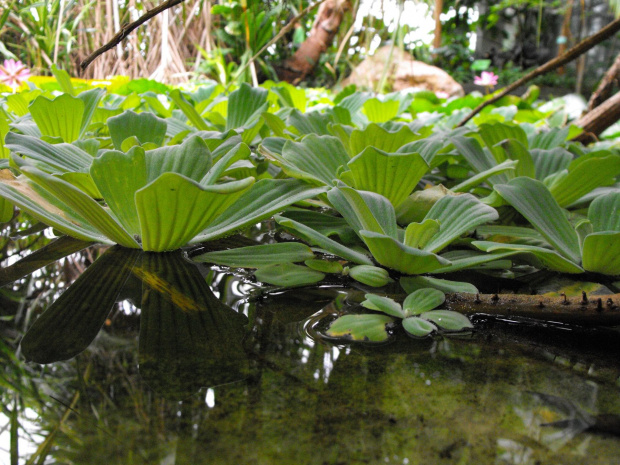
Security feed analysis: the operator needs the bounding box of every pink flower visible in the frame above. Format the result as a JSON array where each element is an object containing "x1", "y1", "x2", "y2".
[
  {"x1": 435, "y1": 91, "x2": 449, "y2": 99},
  {"x1": 0, "y1": 59, "x2": 31, "y2": 90},
  {"x1": 474, "y1": 71, "x2": 498, "y2": 87}
]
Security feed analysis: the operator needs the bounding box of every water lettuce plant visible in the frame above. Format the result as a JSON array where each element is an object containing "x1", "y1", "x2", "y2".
[
  {"x1": 0, "y1": 135, "x2": 325, "y2": 251},
  {"x1": 326, "y1": 288, "x2": 473, "y2": 342}
]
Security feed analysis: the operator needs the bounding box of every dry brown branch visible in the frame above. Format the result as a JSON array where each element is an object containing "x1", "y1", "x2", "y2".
[
  {"x1": 586, "y1": 52, "x2": 620, "y2": 111},
  {"x1": 457, "y1": 16, "x2": 620, "y2": 128},
  {"x1": 80, "y1": 0, "x2": 188, "y2": 72},
  {"x1": 572, "y1": 90, "x2": 620, "y2": 143}
]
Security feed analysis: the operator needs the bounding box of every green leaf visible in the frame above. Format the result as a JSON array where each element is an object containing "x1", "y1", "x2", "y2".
[
  {"x1": 342, "y1": 147, "x2": 429, "y2": 207},
  {"x1": 226, "y1": 83, "x2": 268, "y2": 130},
  {"x1": 581, "y1": 232, "x2": 620, "y2": 275},
  {"x1": 193, "y1": 179, "x2": 328, "y2": 243},
  {"x1": 254, "y1": 263, "x2": 325, "y2": 287},
  {"x1": 472, "y1": 241, "x2": 584, "y2": 273},
  {"x1": 77, "y1": 88, "x2": 106, "y2": 138},
  {"x1": 530, "y1": 147, "x2": 572, "y2": 180},
  {"x1": 51, "y1": 64, "x2": 75, "y2": 96},
  {"x1": 362, "y1": 98, "x2": 400, "y2": 123},
  {"x1": 362, "y1": 293, "x2": 404, "y2": 317},
  {"x1": 494, "y1": 177, "x2": 581, "y2": 263},
  {"x1": 19, "y1": 165, "x2": 140, "y2": 248},
  {"x1": 5, "y1": 133, "x2": 93, "y2": 174},
  {"x1": 451, "y1": 136, "x2": 507, "y2": 184},
  {"x1": 169, "y1": 89, "x2": 210, "y2": 131},
  {"x1": 400, "y1": 276, "x2": 478, "y2": 294},
  {"x1": 145, "y1": 135, "x2": 212, "y2": 183},
  {"x1": 478, "y1": 122, "x2": 529, "y2": 163},
  {"x1": 500, "y1": 139, "x2": 536, "y2": 178},
  {"x1": 278, "y1": 209, "x2": 357, "y2": 244},
  {"x1": 419, "y1": 310, "x2": 473, "y2": 332},
  {"x1": 200, "y1": 142, "x2": 250, "y2": 186},
  {"x1": 402, "y1": 316, "x2": 437, "y2": 337},
  {"x1": 347, "y1": 265, "x2": 392, "y2": 287},
  {"x1": 588, "y1": 191, "x2": 620, "y2": 232},
  {"x1": 0, "y1": 196, "x2": 13, "y2": 222},
  {"x1": 280, "y1": 135, "x2": 349, "y2": 185},
  {"x1": 431, "y1": 250, "x2": 518, "y2": 274},
  {"x1": 193, "y1": 242, "x2": 315, "y2": 268},
  {"x1": 328, "y1": 186, "x2": 399, "y2": 240},
  {"x1": 402, "y1": 288, "x2": 445, "y2": 317},
  {"x1": 348, "y1": 124, "x2": 417, "y2": 156},
  {"x1": 288, "y1": 109, "x2": 332, "y2": 136},
  {"x1": 326, "y1": 314, "x2": 394, "y2": 342},
  {"x1": 29, "y1": 94, "x2": 84, "y2": 142},
  {"x1": 0, "y1": 170, "x2": 110, "y2": 243},
  {"x1": 136, "y1": 174, "x2": 253, "y2": 252},
  {"x1": 57, "y1": 172, "x2": 101, "y2": 198},
  {"x1": 396, "y1": 185, "x2": 453, "y2": 224},
  {"x1": 360, "y1": 230, "x2": 450, "y2": 274},
  {"x1": 305, "y1": 259, "x2": 344, "y2": 274},
  {"x1": 549, "y1": 154, "x2": 620, "y2": 207},
  {"x1": 90, "y1": 146, "x2": 147, "y2": 235},
  {"x1": 423, "y1": 194, "x2": 499, "y2": 253},
  {"x1": 276, "y1": 215, "x2": 373, "y2": 265},
  {"x1": 404, "y1": 219, "x2": 440, "y2": 249},
  {"x1": 451, "y1": 159, "x2": 518, "y2": 192},
  {"x1": 107, "y1": 111, "x2": 167, "y2": 150}
]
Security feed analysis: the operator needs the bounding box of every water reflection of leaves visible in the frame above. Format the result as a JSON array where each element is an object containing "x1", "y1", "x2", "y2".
[{"x1": 18, "y1": 247, "x2": 249, "y2": 399}]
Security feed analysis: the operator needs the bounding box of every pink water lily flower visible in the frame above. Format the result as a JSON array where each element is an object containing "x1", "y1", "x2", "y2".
[
  {"x1": 0, "y1": 59, "x2": 31, "y2": 90},
  {"x1": 474, "y1": 71, "x2": 499, "y2": 87}
]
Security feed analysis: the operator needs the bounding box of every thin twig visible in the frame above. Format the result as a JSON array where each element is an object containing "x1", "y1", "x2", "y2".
[
  {"x1": 80, "y1": 0, "x2": 187, "y2": 71},
  {"x1": 456, "y1": 16, "x2": 620, "y2": 128}
]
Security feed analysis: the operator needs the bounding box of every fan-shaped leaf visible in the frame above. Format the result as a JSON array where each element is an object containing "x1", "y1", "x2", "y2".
[
  {"x1": 326, "y1": 314, "x2": 394, "y2": 342},
  {"x1": 402, "y1": 316, "x2": 437, "y2": 337},
  {"x1": 361, "y1": 294, "x2": 404, "y2": 317},
  {"x1": 581, "y1": 232, "x2": 620, "y2": 275},
  {"x1": 588, "y1": 191, "x2": 620, "y2": 232},
  {"x1": 402, "y1": 288, "x2": 445, "y2": 316},
  {"x1": 108, "y1": 110, "x2": 167, "y2": 149},
  {"x1": 29, "y1": 93, "x2": 84, "y2": 142},
  {"x1": 419, "y1": 310, "x2": 473, "y2": 332}
]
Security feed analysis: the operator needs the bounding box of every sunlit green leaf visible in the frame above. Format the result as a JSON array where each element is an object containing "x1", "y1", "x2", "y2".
[
  {"x1": 227, "y1": 83, "x2": 268, "y2": 130},
  {"x1": 29, "y1": 93, "x2": 84, "y2": 142},
  {"x1": 280, "y1": 135, "x2": 349, "y2": 185},
  {"x1": 107, "y1": 110, "x2": 167, "y2": 149},
  {"x1": 404, "y1": 219, "x2": 440, "y2": 249},
  {"x1": 581, "y1": 232, "x2": 620, "y2": 275}
]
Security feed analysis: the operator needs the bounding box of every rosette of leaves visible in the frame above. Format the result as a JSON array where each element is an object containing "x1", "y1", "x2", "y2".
[
  {"x1": 473, "y1": 178, "x2": 620, "y2": 276},
  {"x1": 326, "y1": 288, "x2": 473, "y2": 342},
  {"x1": 276, "y1": 185, "x2": 501, "y2": 275},
  {"x1": 0, "y1": 134, "x2": 326, "y2": 251}
]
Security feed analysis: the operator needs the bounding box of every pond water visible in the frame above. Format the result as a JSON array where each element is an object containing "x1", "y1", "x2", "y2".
[{"x1": 1, "y1": 241, "x2": 620, "y2": 464}]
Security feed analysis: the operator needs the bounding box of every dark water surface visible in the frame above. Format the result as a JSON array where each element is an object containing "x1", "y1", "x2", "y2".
[{"x1": 1, "y1": 245, "x2": 620, "y2": 464}]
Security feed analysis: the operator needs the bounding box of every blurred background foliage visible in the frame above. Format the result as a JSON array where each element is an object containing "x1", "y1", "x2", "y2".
[{"x1": 0, "y1": 0, "x2": 618, "y2": 98}]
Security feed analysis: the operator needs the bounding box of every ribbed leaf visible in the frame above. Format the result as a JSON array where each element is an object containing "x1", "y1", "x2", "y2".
[
  {"x1": 136, "y1": 174, "x2": 254, "y2": 252},
  {"x1": 19, "y1": 165, "x2": 139, "y2": 248},
  {"x1": 500, "y1": 139, "x2": 535, "y2": 178},
  {"x1": 363, "y1": 98, "x2": 400, "y2": 123},
  {"x1": 452, "y1": 159, "x2": 518, "y2": 192},
  {"x1": 226, "y1": 83, "x2": 268, "y2": 130},
  {"x1": 402, "y1": 288, "x2": 445, "y2": 317},
  {"x1": 0, "y1": 196, "x2": 12, "y2": 222},
  {"x1": 90, "y1": 146, "x2": 147, "y2": 235},
  {"x1": 254, "y1": 263, "x2": 325, "y2": 287},
  {"x1": 29, "y1": 93, "x2": 84, "y2": 142},
  {"x1": 348, "y1": 124, "x2": 417, "y2": 156},
  {"x1": 342, "y1": 147, "x2": 429, "y2": 207},
  {"x1": 281, "y1": 135, "x2": 349, "y2": 185},
  {"x1": 423, "y1": 194, "x2": 499, "y2": 253},
  {"x1": 549, "y1": 154, "x2": 620, "y2": 207},
  {"x1": 581, "y1": 232, "x2": 620, "y2": 275},
  {"x1": 361, "y1": 294, "x2": 405, "y2": 318},
  {"x1": 472, "y1": 241, "x2": 583, "y2": 273},
  {"x1": 276, "y1": 216, "x2": 373, "y2": 265},
  {"x1": 478, "y1": 122, "x2": 528, "y2": 164},
  {"x1": 57, "y1": 172, "x2": 101, "y2": 198},
  {"x1": 588, "y1": 191, "x2": 620, "y2": 232},
  {"x1": 431, "y1": 250, "x2": 518, "y2": 274},
  {"x1": 193, "y1": 242, "x2": 314, "y2": 267},
  {"x1": 288, "y1": 109, "x2": 332, "y2": 136},
  {"x1": 0, "y1": 170, "x2": 109, "y2": 243},
  {"x1": 530, "y1": 147, "x2": 572, "y2": 180},
  {"x1": 419, "y1": 310, "x2": 473, "y2": 332},
  {"x1": 201, "y1": 143, "x2": 250, "y2": 186},
  {"x1": 145, "y1": 135, "x2": 212, "y2": 183},
  {"x1": 20, "y1": 246, "x2": 139, "y2": 363},
  {"x1": 328, "y1": 186, "x2": 399, "y2": 240},
  {"x1": 277, "y1": 209, "x2": 357, "y2": 244},
  {"x1": 494, "y1": 177, "x2": 580, "y2": 263},
  {"x1": 400, "y1": 276, "x2": 478, "y2": 294},
  {"x1": 108, "y1": 110, "x2": 167, "y2": 149},
  {"x1": 404, "y1": 219, "x2": 440, "y2": 249},
  {"x1": 194, "y1": 180, "x2": 328, "y2": 242},
  {"x1": 169, "y1": 89, "x2": 210, "y2": 130},
  {"x1": 451, "y1": 136, "x2": 506, "y2": 183},
  {"x1": 77, "y1": 88, "x2": 106, "y2": 137},
  {"x1": 5, "y1": 132, "x2": 93, "y2": 172},
  {"x1": 360, "y1": 230, "x2": 450, "y2": 274},
  {"x1": 326, "y1": 314, "x2": 394, "y2": 342},
  {"x1": 402, "y1": 317, "x2": 437, "y2": 337},
  {"x1": 528, "y1": 127, "x2": 571, "y2": 149}
]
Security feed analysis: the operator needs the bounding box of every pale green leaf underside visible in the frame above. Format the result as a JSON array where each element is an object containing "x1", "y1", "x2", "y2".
[
  {"x1": 588, "y1": 191, "x2": 620, "y2": 232},
  {"x1": 136, "y1": 173, "x2": 254, "y2": 252},
  {"x1": 362, "y1": 294, "x2": 405, "y2": 318},
  {"x1": 400, "y1": 276, "x2": 478, "y2": 294},
  {"x1": 402, "y1": 317, "x2": 437, "y2": 337},
  {"x1": 419, "y1": 310, "x2": 473, "y2": 331}
]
